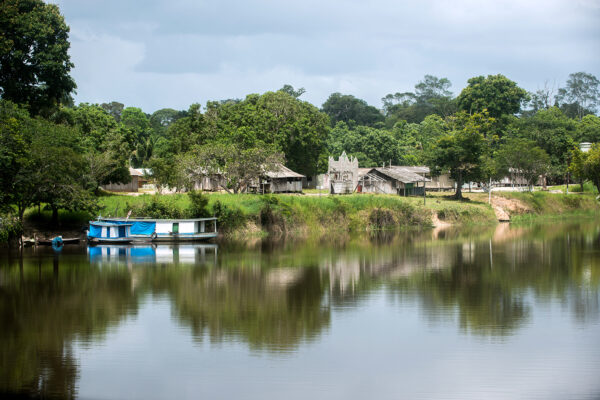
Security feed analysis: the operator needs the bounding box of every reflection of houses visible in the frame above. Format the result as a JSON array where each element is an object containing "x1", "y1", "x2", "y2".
[
  {"x1": 328, "y1": 152, "x2": 359, "y2": 194},
  {"x1": 259, "y1": 163, "x2": 304, "y2": 193},
  {"x1": 101, "y1": 167, "x2": 148, "y2": 192},
  {"x1": 358, "y1": 166, "x2": 429, "y2": 196}
]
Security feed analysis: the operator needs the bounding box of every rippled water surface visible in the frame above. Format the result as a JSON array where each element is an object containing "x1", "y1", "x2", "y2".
[{"x1": 1, "y1": 221, "x2": 600, "y2": 399}]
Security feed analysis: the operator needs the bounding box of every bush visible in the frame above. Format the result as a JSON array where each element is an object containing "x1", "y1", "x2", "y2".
[
  {"x1": 130, "y1": 195, "x2": 184, "y2": 219},
  {"x1": 212, "y1": 200, "x2": 246, "y2": 232},
  {"x1": 187, "y1": 190, "x2": 211, "y2": 218},
  {"x1": 0, "y1": 213, "x2": 23, "y2": 243}
]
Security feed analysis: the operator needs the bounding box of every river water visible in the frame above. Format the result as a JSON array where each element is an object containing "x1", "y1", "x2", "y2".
[{"x1": 1, "y1": 221, "x2": 599, "y2": 399}]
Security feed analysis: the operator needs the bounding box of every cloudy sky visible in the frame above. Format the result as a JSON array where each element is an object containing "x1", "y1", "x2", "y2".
[{"x1": 51, "y1": 0, "x2": 600, "y2": 113}]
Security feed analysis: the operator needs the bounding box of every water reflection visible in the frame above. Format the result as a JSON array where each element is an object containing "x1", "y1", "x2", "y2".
[{"x1": 1, "y1": 221, "x2": 599, "y2": 398}]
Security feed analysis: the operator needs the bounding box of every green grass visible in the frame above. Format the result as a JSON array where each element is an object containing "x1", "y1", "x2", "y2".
[
  {"x1": 93, "y1": 192, "x2": 498, "y2": 237},
  {"x1": 547, "y1": 181, "x2": 598, "y2": 194},
  {"x1": 495, "y1": 191, "x2": 600, "y2": 221}
]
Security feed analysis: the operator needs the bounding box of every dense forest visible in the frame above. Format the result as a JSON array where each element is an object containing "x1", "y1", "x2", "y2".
[{"x1": 1, "y1": 0, "x2": 600, "y2": 236}]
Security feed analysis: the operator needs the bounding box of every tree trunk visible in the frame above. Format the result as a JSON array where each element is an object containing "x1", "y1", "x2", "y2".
[
  {"x1": 454, "y1": 171, "x2": 463, "y2": 200},
  {"x1": 580, "y1": 179, "x2": 584, "y2": 192},
  {"x1": 51, "y1": 206, "x2": 59, "y2": 226}
]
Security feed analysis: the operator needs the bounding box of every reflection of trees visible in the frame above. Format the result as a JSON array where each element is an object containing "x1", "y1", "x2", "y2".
[
  {"x1": 140, "y1": 265, "x2": 330, "y2": 352},
  {"x1": 322, "y1": 222, "x2": 600, "y2": 336},
  {"x1": 0, "y1": 254, "x2": 140, "y2": 399}
]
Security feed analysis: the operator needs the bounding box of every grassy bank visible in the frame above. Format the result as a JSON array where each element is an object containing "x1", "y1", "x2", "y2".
[
  {"x1": 94, "y1": 192, "x2": 497, "y2": 238},
  {"x1": 17, "y1": 190, "x2": 600, "y2": 240},
  {"x1": 494, "y1": 191, "x2": 600, "y2": 222}
]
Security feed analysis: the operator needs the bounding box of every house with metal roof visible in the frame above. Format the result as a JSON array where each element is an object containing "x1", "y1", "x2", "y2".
[
  {"x1": 101, "y1": 167, "x2": 149, "y2": 192},
  {"x1": 258, "y1": 163, "x2": 305, "y2": 193},
  {"x1": 358, "y1": 166, "x2": 430, "y2": 196}
]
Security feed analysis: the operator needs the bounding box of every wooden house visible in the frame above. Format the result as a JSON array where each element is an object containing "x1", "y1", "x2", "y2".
[
  {"x1": 328, "y1": 152, "x2": 359, "y2": 194},
  {"x1": 358, "y1": 166, "x2": 429, "y2": 196},
  {"x1": 259, "y1": 164, "x2": 304, "y2": 193},
  {"x1": 101, "y1": 167, "x2": 148, "y2": 192}
]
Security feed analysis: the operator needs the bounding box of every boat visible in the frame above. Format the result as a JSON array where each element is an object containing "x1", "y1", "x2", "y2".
[
  {"x1": 36, "y1": 237, "x2": 81, "y2": 245},
  {"x1": 95, "y1": 217, "x2": 218, "y2": 242},
  {"x1": 87, "y1": 221, "x2": 135, "y2": 244}
]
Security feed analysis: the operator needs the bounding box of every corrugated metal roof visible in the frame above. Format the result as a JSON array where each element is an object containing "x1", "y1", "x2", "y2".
[
  {"x1": 129, "y1": 167, "x2": 143, "y2": 176},
  {"x1": 373, "y1": 167, "x2": 430, "y2": 183},
  {"x1": 264, "y1": 163, "x2": 305, "y2": 178}
]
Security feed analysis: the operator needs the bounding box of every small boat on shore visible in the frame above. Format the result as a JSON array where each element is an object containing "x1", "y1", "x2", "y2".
[{"x1": 89, "y1": 217, "x2": 218, "y2": 243}]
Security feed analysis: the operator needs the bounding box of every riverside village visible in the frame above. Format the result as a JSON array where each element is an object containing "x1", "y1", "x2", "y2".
[{"x1": 1, "y1": 1, "x2": 600, "y2": 399}]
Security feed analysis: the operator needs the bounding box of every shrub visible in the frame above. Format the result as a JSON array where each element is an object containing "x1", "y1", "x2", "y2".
[
  {"x1": 187, "y1": 190, "x2": 211, "y2": 218},
  {"x1": 0, "y1": 213, "x2": 23, "y2": 243},
  {"x1": 212, "y1": 200, "x2": 246, "y2": 232}
]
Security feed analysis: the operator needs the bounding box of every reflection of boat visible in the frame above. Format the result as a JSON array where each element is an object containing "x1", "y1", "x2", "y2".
[
  {"x1": 87, "y1": 221, "x2": 135, "y2": 244},
  {"x1": 97, "y1": 217, "x2": 218, "y2": 242},
  {"x1": 88, "y1": 243, "x2": 218, "y2": 265}
]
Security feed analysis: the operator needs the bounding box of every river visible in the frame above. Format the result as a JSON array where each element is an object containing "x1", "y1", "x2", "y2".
[{"x1": 1, "y1": 221, "x2": 599, "y2": 399}]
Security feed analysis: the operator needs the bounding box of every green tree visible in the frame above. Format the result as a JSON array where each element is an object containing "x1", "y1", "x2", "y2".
[
  {"x1": 321, "y1": 93, "x2": 384, "y2": 127},
  {"x1": 100, "y1": 101, "x2": 124, "y2": 122},
  {"x1": 496, "y1": 138, "x2": 550, "y2": 190},
  {"x1": 568, "y1": 148, "x2": 587, "y2": 191},
  {"x1": 583, "y1": 144, "x2": 600, "y2": 193},
  {"x1": 514, "y1": 107, "x2": 577, "y2": 182},
  {"x1": 383, "y1": 75, "x2": 456, "y2": 125},
  {"x1": 556, "y1": 72, "x2": 600, "y2": 120},
  {"x1": 458, "y1": 74, "x2": 528, "y2": 119},
  {"x1": 429, "y1": 111, "x2": 492, "y2": 199},
  {"x1": 0, "y1": 100, "x2": 31, "y2": 211},
  {"x1": 29, "y1": 119, "x2": 96, "y2": 224},
  {"x1": 0, "y1": 0, "x2": 76, "y2": 116},
  {"x1": 576, "y1": 114, "x2": 600, "y2": 143},
  {"x1": 279, "y1": 84, "x2": 306, "y2": 98},
  {"x1": 182, "y1": 142, "x2": 284, "y2": 194}
]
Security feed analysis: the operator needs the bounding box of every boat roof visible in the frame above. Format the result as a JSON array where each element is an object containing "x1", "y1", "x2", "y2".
[
  {"x1": 90, "y1": 221, "x2": 133, "y2": 227},
  {"x1": 99, "y1": 217, "x2": 217, "y2": 222}
]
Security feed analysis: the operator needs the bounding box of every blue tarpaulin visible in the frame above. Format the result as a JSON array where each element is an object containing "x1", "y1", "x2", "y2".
[
  {"x1": 131, "y1": 221, "x2": 156, "y2": 235},
  {"x1": 103, "y1": 220, "x2": 156, "y2": 236},
  {"x1": 89, "y1": 224, "x2": 103, "y2": 238}
]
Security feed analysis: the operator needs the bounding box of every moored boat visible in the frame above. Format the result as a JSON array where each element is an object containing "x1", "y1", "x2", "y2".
[{"x1": 96, "y1": 217, "x2": 218, "y2": 242}]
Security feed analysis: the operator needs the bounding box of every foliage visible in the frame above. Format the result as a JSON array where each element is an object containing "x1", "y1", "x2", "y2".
[
  {"x1": 0, "y1": 212, "x2": 23, "y2": 243},
  {"x1": 556, "y1": 72, "x2": 600, "y2": 120},
  {"x1": 187, "y1": 190, "x2": 211, "y2": 218},
  {"x1": 321, "y1": 92, "x2": 384, "y2": 127},
  {"x1": 382, "y1": 75, "x2": 456, "y2": 124},
  {"x1": 428, "y1": 111, "x2": 492, "y2": 199},
  {"x1": 0, "y1": 0, "x2": 76, "y2": 116},
  {"x1": 182, "y1": 142, "x2": 284, "y2": 194},
  {"x1": 583, "y1": 144, "x2": 600, "y2": 194},
  {"x1": 514, "y1": 107, "x2": 577, "y2": 180},
  {"x1": 457, "y1": 74, "x2": 528, "y2": 119},
  {"x1": 496, "y1": 138, "x2": 550, "y2": 189}
]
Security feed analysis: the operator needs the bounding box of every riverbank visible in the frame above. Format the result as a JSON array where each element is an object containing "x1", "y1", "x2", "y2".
[{"x1": 13, "y1": 190, "x2": 599, "y2": 242}]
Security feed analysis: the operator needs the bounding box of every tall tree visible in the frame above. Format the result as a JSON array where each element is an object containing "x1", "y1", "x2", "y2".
[
  {"x1": 383, "y1": 75, "x2": 456, "y2": 125},
  {"x1": 556, "y1": 72, "x2": 600, "y2": 120},
  {"x1": 428, "y1": 111, "x2": 492, "y2": 199},
  {"x1": 457, "y1": 74, "x2": 527, "y2": 119},
  {"x1": 496, "y1": 138, "x2": 550, "y2": 190},
  {"x1": 279, "y1": 84, "x2": 306, "y2": 98},
  {"x1": 100, "y1": 101, "x2": 125, "y2": 122},
  {"x1": 321, "y1": 93, "x2": 384, "y2": 127},
  {"x1": 0, "y1": 0, "x2": 76, "y2": 116}
]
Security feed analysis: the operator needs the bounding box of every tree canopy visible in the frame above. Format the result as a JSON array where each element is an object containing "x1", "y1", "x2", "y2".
[{"x1": 0, "y1": 0, "x2": 76, "y2": 116}]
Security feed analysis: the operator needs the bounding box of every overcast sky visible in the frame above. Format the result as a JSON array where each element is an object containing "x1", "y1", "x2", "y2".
[{"x1": 51, "y1": 0, "x2": 600, "y2": 113}]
